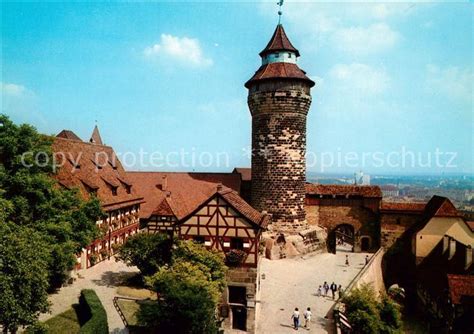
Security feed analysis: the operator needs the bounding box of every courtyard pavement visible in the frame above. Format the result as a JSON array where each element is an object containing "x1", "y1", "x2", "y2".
[
  {"x1": 39, "y1": 257, "x2": 139, "y2": 333},
  {"x1": 257, "y1": 248, "x2": 370, "y2": 334}
]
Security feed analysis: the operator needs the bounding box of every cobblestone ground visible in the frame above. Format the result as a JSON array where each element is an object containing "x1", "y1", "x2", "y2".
[
  {"x1": 39, "y1": 257, "x2": 139, "y2": 333},
  {"x1": 257, "y1": 249, "x2": 370, "y2": 334}
]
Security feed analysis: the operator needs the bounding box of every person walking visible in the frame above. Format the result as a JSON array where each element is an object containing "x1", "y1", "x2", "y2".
[
  {"x1": 330, "y1": 282, "x2": 337, "y2": 299},
  {"x1": 323, "y1": 281, "x2": 329, "y2": 297},
  {"x1": 317, "y1": 285, "x2": 322, "y2": 297},
  {"x1": 303, "y1": 307, "x2": 312, "y2": 329},
  {"x1": 338, "y1": 285, "x2": 344, "y2": 299},
  {"x1": 291, "y1": 307, "x2": 300, "y2": 330},
  {"x1": 345, "y1": 254, "x2": 349, "y2": 266},
  {"x1": 365, "y1": 255, "x2": 369, "y2": 265}
]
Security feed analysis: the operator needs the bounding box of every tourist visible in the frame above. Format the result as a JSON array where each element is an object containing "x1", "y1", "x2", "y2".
[
  {"x1": 330, "y1": 282, "x2": 337, "y2": 299},
  {"x1": 365, "y1": 255, "x2": 369, "y2": 265},
  {"x1": 323, "y1": 281, "x2": 329, "y2": 296},
  {"x1": 317, "y1": 285, "x2": 322, "y2": 297},
  {"x1": 338, "y1": 285, "x2": 344, "y2": 299},
  {"x1": 291, "y1": 307, "x2": 300, "y2": 330},
  {"x1": 303, "y1": 307, "x2": 312, "y2": 329},
  {"x1": 345, "y1": 254, "x2": 349, "y2": 266}
]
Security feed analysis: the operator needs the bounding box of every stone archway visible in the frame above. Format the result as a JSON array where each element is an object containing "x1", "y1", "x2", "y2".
[{"x1": 327, "y1": 224, "x2": 355, "y2": 254}]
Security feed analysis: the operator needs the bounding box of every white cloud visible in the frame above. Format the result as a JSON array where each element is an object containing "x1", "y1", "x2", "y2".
[
  {"x1": 426, "y1": 64, "x2": 472, "y2": 103},
  {"x1": 144, "y1": 34, "x2": 213, "y2": 68},
  {"x1": 1, "y1": 82, "x2": 28, "y2": 97},
  {"x1": 330, "y1": 63, "x2": 390, "y2": 95},
  {"x1": 333, "y1": 23, "x2": 400, "y2": 55}
]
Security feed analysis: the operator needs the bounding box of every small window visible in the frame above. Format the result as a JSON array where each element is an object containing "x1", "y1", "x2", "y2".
[
  {"x1": 112, "y1": 187, "x2": 118, "y2": 196},
  {"x1": 125, "y1": 185, "x2": 131, "y2": 194},
  {"x1": 193, "y1": 236, "x2": 205, "y2": 244},
  {"x1": 230, "y1": 237, "x2": 244, "y2": 250},
  {"x1": 288, "y1": 53, "x2": 292, "y2": 58},
  {"x1": 274, "y1": 52, "x2": 279, "y2": 58}
]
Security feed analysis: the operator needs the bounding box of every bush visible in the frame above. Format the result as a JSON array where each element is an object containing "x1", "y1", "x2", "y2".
[
  {"x1": 79, "y1": 289, "x2": 108, "y2": 334},
  {"x1": 225, "y1": 249, "x2": 247, "y2": 266}
]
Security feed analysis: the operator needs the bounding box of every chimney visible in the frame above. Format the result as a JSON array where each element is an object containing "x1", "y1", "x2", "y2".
[
  {"x1": 443, "y1": 235, "x2": 450, "y2": 254},
  {"x1": 162, "y1": 175, "x2": 168, "y2": 191},
  {"x1": 166, "y1": 191, "x2": 171, "y2": 198},
  {"x1": 466, "y1": 245, "x2": 473, "y2": 270},
  {"x1": 448, "y1": 237, "x2": 456, "y2": 260},
  {"x1": 217, "y1": 183, "x2": 223, "y2": 192}
]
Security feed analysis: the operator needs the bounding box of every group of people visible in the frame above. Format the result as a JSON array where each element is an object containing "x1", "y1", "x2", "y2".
[
  {"x1": 291, "y1": 307, "x2": 312, "y2": 330},
  {"x1": 317, "y1": 281, "x2": 343, "y2": 300}
]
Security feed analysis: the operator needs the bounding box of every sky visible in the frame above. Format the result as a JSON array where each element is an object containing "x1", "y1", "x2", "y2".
[{"x1": 1, "y1": 1, "x2": 472, "y2": 175}]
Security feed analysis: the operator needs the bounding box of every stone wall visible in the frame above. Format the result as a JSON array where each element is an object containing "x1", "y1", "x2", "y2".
[
  {"x1": 380, "y1": 213, "x2": 420, "y2": 249},
  {"x1": 222, "y1": 266, "x2": 259, "y2": 333},
  {"x1": 346, "y1": 248, "x2": 386, "y2": 298},
  {"x1": 248, "y1": 81, "x2": 312, "y2": 233}
]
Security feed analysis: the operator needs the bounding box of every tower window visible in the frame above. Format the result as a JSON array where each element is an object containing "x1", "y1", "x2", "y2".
[{"x1": 288, "y1": 53, "x2": 292, "y2": 58}]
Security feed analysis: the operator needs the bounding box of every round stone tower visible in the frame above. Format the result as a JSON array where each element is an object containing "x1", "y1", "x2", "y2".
[{"x1": 245, "y1": 24, "x2": 315, "y2": 233}]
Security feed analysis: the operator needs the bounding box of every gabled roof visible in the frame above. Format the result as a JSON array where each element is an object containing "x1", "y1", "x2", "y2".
[
  {"x1": 423, "y1": 195, "x2": 460, "y2": 219},
  {"x1": 152, "y1": 197, "x2": 175, "y2": 216},
  {"x1": 52, "y1": 136, "x2": 144, "y2": 211},
  {"x1": 259, "y1": 24, "x2": 300, "y2": 57},
  {"x1": 126, "y1": 171, "x2": 242, "y2": 220},
  {"x1": 448, "y1": 274, "x2": 474, "y2": 305},
  {"x1": 90, "y1": 125, "x2": 103, "y2": 145},
  {"x1": 232, "y1": 167, "x2": 251, "y2": 182},
  {"x1": 305, "y1": 184, "x2": 382, "y2": 198},
  {"x1": 56, "y1": 130, "x2": 82, "y2": 141},
  {"x1": 245, "y1": 62, "x2": 315, "y2": 88},
  {"x1": 218, "y1": 188, "x2": 269, "y2": 228}
]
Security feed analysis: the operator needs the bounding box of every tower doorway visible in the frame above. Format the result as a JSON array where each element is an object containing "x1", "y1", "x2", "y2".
[{"x1": 327, "y1": 224, "x2": 355, "y2": 254}]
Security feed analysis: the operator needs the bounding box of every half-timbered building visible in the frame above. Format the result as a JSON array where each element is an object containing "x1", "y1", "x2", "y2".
[
  {"x1": 127, "y1": 171, "x2": 269, "y2": 333},
  {"x1": 53, "y1": 127, "x2": 144, "y2": 269}
]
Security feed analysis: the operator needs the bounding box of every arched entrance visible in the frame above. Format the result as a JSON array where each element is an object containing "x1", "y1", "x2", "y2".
[{"x1": 327, "y1": 224, "x2": 355, "y2": 254}]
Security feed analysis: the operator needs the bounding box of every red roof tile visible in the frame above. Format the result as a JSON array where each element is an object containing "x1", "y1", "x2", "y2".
[
  {"x1": 259, "y1": 24, "x2": 300, "y2": 57},
  {"x1": 245, "y1": 62, "x2": 315, "y2": 88},
  {"x1": 447, "y1": 274, "x2": 474, "y2": 305},
  {"x1": 466, "y1": 221, "x2": 474, "y2": 232},
  {"x1": 381, "y1": 201, "x2": 426, "y2": 213},
  {"x1": 305, "y1": 184, "x2": 382, "y2": 198},
  {"x1": 232, "y1": 167, "x2": 251, "y2": 182},
  {"x1": 56, "y1": 130, "x2": 82, "y2": 141},
  {"x1": 218, "y1": 188, "x2": 269, "y2": 228},
  {"x1": 126, "y1": 171, "x2": 241, "y2": 220},
  {"x1": 52, "y1": 136, "x2": 144, "y2": 211},
  {"x1": 423, "y1": 195, "x2": 460, "y2": 218}
]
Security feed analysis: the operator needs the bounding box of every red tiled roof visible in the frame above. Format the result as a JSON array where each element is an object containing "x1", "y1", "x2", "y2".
[
  {"x1": 245, "y1": 62, "x2": 315, "y2": 88},
  {"x1": 423, "y1": 195, "x2": 460, "y2": 218},
  {"x1": 381, "y1": 201, "x2": 426, "y2": 213},
  {"x1": 447, "y1": 274, "x2": 474, "y2": 305},
  {"x1": 305, "y1": 184, "x2": 382, "y2": 198},
  {"x1": 218, "y1": 188, "x2": 269, "y2": 228},
  {"x1": 152, "y1": 197, "x2": 175, "y2": 216},
  {"x1": 232, "y1": 167, "x2": 251, "y2": 182},
  {"x1": 260, "y1": 24, "x2": 299, "y2": 57},
  {"x1": 466, "y1": 221, "x2": 474, "y2": 232},
  {"x1": 56, "y1": 130, "x2": 82, "y2": 141},
  {"x1": 126, "y1": 171, "x2": 241, "y2": 220},
  {"x1": 89, "y1": 125, "x2": 103, "y2": 145},
  {"x1": 52, "y1": 136, "x2": 144, "y2": 211}
]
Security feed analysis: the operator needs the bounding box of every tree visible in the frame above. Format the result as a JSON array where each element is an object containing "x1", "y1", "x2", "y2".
[
  {"x1": 141, "y1": 260, "x2": 222, "y2": 334},
  {"x1": 0, "y1": 222, "x2": 50, "y2": 333},
  {"x1": 115, "y1": 233, "x2": 173, "y2": 276},
  {"x1": 0, "y1": 115, "x2": 103, "y2": 290},
  {"x1": 342, "y1": 284, "x2": 402, "y2": 334}
]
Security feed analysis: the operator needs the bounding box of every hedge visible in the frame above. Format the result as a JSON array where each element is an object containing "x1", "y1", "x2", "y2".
[{"x1": 78, "y1": 289, "x2": 109, "y2": 334}]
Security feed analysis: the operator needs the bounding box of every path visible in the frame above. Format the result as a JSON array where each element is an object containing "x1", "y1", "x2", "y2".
[
  {"x1": 39, "y1": 257, "x2": 139, "y2": 333},
  {"x1": 257, "y1": 250, "x2": 370, "y2": 333}
]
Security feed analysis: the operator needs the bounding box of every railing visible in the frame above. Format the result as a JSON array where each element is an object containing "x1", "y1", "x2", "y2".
[{"x1": 113, "y1": 296, "x2": 141, "y2": 327}]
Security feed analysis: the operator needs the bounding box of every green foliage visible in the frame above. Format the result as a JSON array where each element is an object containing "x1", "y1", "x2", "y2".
[
  {"x1": 0, "y1": 222, "x2": 50, "y2": 333},
  {"x1": 141, "y1": 261, "x2": 221, "y2": 334},
  {"x1": 342, "y1": 284, "x2": 402, "y2": 334},
  {"x1": 79, "y1": 290, "x2": 108, "y2": 334},
  {"x1": 115, "y1": 232, "x2": 173, "y2": 276},
  {"x1": 0, "y1": 115, "x2": 104, "y2": 291},
  {"x1": 173, "y1": 240, "x2": 227, "y2": 291}
]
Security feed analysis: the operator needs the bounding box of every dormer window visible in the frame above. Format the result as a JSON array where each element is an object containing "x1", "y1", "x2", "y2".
[
  {"x1": 112, "y1": 186, "x2": 118, "y2": 196},
  {"x1": 125, "y1": 185, "x2": 131, "y2": 194}
]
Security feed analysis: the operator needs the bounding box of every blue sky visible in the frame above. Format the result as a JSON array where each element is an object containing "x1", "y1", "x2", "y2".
[{"x1": 1, "y1": 1, "x2": 472, "y2": 174}]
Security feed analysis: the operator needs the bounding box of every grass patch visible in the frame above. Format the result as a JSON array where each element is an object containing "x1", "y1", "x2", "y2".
[
  {"x1": 43, "y1": 307, "x2": 81, "y2": 334},
  {"x1": 117, "y1": 299, "x2": 141, "y2": 326},
  {"x1": 117, "y1": 286, "x2": 157, "y2": 300}
]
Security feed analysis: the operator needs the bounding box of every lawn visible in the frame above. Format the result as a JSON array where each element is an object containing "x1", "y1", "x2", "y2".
[
  {"x1": 43, "y1": 307, "x2": 81, "y2": 334},
  {"x1": 116, "y1": 286, "x2": 157, "y2": 300}
]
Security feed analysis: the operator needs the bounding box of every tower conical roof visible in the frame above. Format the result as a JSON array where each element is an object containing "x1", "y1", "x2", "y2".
[
  {"x1": 259, "y1": 24, "x2": 300, "y2": 57},
  {"x1": 89, "y1": 125, "x2": 103, "y2": 145}
]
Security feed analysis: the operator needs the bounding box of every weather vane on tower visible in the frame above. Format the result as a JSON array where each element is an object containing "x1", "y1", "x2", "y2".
[{"x1": 278, "y1": 0, "x2": 284, "y2": 24}]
